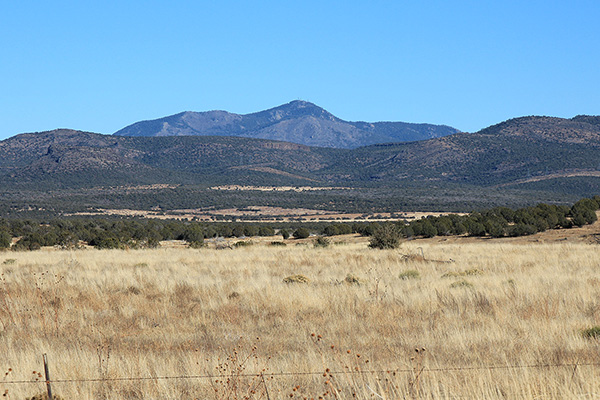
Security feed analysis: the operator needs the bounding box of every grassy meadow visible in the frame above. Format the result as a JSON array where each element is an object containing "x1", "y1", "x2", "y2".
[{"x1": 1, "y1": 239, "x2": 600, "y2": 399}]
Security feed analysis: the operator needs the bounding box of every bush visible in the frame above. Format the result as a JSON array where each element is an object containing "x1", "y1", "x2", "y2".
[
  {"x1": 232, "y1": 225, "x2": 246, "y2": 237},
  {"x1": 572, "y1": 209, "x2": 597, "y2": 227},
  {"x1": 322, "y1": 225, "x2": 339, "y2": 236},
  {"x1": 234, "y1": 240, "x2": 254, "y2": 248},
  {"x1": 399, "y1": 269, "x2": 420, "y2": 280},
  {"x1": 283, "y1": 274, "x2": 310, "y2": 284},
  {"x1": 0, "y1": 230, "x2": 11, "y2": 249},
  {"x1": 508, "y1": 223, "x2": 537, "y2": 237},
  {"x1": 293, "y1": 228, "x2": 310, "y2": 239},
  {"x1": 368, "y1": 224, "x2": 401, "y2": 249},
  {"x1": 465, "y1": 221, "x2": 486, "y2": 237},
  {"x1": 89, "y1": 234, "x2": 121, "y2": 250},
  {"x1": 243, "y1": 226, "x2": 259, "y2": 237},
  {"x1": 13, "y1": 234, "x2": 42, "y2": 251},
  {"x1": 323, "y1": 224, "x2": 352, "y2": 236},
  {"x1": 421, "y1": 221, "x2": 438, "y2": 238},
  {"x1": 181, "y1": 226, "x2": 205, "y2": 244},
  {"x1": 582, "y1": 326, "x2": 600, "y2": 339},
  {"x1": 485, "y1": 221, "x2": 506, "y2": 238},
  {"x1": 360, "y1": 223, "x2": 381, "y2": 237},
  {"x1": 313, "y1": 236, "x2": 330, "y2": 248},
  {"x1": 344, "y1": 273, "x2": 365, "y2": 285},
  {"x1": 450, "y1": 279, "x2": 474, "y2": 289},
  {"x1": 442, "y1": 268, "x2": 483, "y2": 278},
  {"x1": 280, "y1": 229, "x2": 290, "y2": 240},
  {"x1": 258, "y1": 226, "x2": 275, "y2": 236}
]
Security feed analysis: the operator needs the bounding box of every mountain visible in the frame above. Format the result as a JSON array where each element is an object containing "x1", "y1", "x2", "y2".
[
  {"x1": 1, "y1": 114, "x2": 600, "y2": 214},
  {"x1": 337, "y1": 115, "x2": 600, "y2": 187},
  {"x1": 0, "y1": 129, "x2": 345, "y2": 189},
  {"x1": 113, "y1": 100, "x2": 459, "y2": 149}
]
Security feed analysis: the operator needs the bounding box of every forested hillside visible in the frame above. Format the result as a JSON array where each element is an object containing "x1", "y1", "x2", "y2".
[{"x1": 1, "y1": 114, "x2": 599, "y2": 215}]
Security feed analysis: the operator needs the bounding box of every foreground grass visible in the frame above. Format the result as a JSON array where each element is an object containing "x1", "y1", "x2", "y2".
[{"x1": 1, "y1": 241, "x2": 600, "y2": 399}]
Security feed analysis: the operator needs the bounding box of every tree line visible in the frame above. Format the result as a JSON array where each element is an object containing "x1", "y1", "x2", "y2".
[
  {"x1": 0, "y1": 197, "x2": 598, "y2": 251},
  {"x1": 397, "y1": 197, "x2": 598, "y2": 239}
]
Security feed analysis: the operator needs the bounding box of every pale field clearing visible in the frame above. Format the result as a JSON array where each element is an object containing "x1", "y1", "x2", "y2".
[{"x1": 1, "y1": 240, "x2": 600, "y2": 399}]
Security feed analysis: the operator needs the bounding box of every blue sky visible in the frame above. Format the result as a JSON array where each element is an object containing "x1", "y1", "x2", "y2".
[{"x1": 1, "y1": 1, "x2": 599, "y2": 140}]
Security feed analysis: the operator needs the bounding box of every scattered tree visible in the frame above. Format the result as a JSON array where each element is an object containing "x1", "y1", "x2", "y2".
[
  {"x1": 369, "y1": 224, "x2": 401, "y2": 249},
  {"x1": 293, "y1": 227, "x2": 310, "y2": 239}
]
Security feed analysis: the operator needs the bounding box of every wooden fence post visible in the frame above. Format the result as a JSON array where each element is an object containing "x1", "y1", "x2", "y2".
[{"x1": 43, "y1": 353, "x2": 53, "y2": 400}]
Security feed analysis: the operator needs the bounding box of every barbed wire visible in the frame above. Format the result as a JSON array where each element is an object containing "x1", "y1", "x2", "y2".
[{"x1": 2, "y1": 361, "x2": 599, "y2": 385}]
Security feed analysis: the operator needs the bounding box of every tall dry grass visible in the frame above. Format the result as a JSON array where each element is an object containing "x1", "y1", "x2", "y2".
[{"x1": 0, "y1": 240, "x2": 600, "y2": 399}]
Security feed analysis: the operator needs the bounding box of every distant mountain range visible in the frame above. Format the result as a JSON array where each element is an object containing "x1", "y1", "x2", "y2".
[
  {"x1": 1, "y1": 114, "x2": 599, "y2": 189},
  {"x1": 113, "y1": 100, "x2": 460, "y2": 149},
  {"x1": 1, "y1": 111, "x2": 600, "y2": 214}
]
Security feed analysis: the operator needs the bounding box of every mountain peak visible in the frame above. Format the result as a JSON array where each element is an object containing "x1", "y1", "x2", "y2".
[
  {"x1": 288, "y1": 99, "x2": 314, "y2": 107},
  {"x1": 261, "y1": 100, "x2": 336, "y2": 122},
  {"x1": 114, "y1": 101, "x2": 460, "y2": 148}
]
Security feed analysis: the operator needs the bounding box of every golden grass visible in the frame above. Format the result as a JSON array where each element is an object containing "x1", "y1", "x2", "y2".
[{"x1": 1, "y1": 241, "x2": 600, "y2": 399}]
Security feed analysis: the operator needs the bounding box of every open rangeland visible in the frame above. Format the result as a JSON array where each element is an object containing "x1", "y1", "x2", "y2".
[{"x1": 1, "y1": 239, "x2": 600, "y2": 399}]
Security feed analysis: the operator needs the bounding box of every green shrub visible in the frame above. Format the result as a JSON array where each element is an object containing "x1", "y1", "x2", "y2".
[
  {"x1": 233, "y1": 240, "x2": 254, "y2": 248},
  {"x1": 258, "y1": 226, "x2": 275, "y2": 236},
  {"x1": 323, "y1": 225, "x2": 340, "y2": 236},
  {"x1": 0, "y1": 230, "x2": 11, "y2": 249},
  {"x1": 189, "y1": 241, "x2": 205, "y2": 249},
  {"x1": 13, "y1": 234, "x2": 42, "y2": 251},
  {"x1": 243, "y1": 226, "x2": 259, "y2": 237},
  {"x1": 508, "y1": 223, "x2": 538, "y2": 237},
  {"x1": 283, "y1": 274, "x2": 310, "y2": 284},
  {"x1": 442, "y1": 268, "x2": 483, "y2": 278},
  {"x1": 399, "y1": 269, "x2": 420, "y2": 280},
  {"x1": 421, "y1": 221, "x2": 438, "y2": 238},
  {"x1": 270, "y1": 241, "x2": 287, "y2": 246},
  {"x1": 582, "y1": 326, "x2": 600, "y2": 339},
  {"x1": 89, "y1": 233, "x2": 122, "y2": 249},
  {"x1": 181, "y1": 225, "x2": 205, "y2": 243},
  {"x1": 464, "y1": 268, "x2": 483, "y2": 276},
  {"x1": 313, "y1": 236, "x2": 330, "y2": 248},
  {"x1": 344, "y1": 273, "x2": 365, "y2": 285},
  {"x1": 450, "y1": 279, "x2": 474, "y2": 289},
  {"x1": 368, "y1": 224, "x2": 401, "y2": 249},
  {"x1": 293, "y1": 228, "x2": 310, "y2": 239}
]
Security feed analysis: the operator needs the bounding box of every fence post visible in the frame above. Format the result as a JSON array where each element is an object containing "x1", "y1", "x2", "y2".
[{"x1": 43, "y1": 353, "x2": 53, "y2": 400}]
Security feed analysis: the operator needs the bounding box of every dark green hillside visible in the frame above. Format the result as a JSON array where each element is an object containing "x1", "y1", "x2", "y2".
[
  {"x1": 333, "y1": 116, "x2": 600, "y2": 187},
  {"x1": 1, "y1": 113, "x2": 600, "y2": 216},
  {"x1": 0, "y1": 130, "x2": 346, "y2": 189}
]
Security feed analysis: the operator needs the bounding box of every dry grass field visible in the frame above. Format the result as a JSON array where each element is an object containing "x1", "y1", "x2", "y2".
[{"x1": 1, "y1": 237, "x2": 600, "y2": 399}]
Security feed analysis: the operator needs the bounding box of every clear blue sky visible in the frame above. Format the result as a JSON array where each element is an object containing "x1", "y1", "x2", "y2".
[{"x1": 1, "y1": 1, "x2": 599, "y2": 140}]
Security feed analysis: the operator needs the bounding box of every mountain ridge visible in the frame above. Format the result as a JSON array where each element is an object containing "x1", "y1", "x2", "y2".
[
  {"x1": 113, "y1": 100, "x2": 460, "y2": 149},
  {"x1": 1, "y1": 113, "x2": 600, "y2": 214}
]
